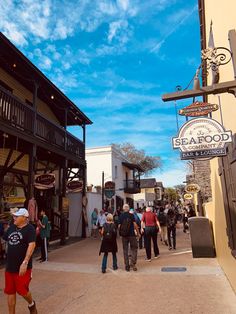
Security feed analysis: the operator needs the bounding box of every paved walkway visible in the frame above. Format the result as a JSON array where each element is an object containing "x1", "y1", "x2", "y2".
[{"x1": 1, "y1": 224, "x2": 236, "y2": 314}]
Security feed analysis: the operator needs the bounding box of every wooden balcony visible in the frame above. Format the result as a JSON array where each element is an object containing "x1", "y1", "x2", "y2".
[
  {"x1": 0, "y1": 85, "x2": 84, "y2": 159},
  {"x1": 123, "y1": 179, "x2": 141, "y2": 194}
]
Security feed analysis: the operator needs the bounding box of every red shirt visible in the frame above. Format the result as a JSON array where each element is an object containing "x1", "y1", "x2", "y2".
[{"x1": 142, "y1": 212, "x2": 158, "y2": 227}]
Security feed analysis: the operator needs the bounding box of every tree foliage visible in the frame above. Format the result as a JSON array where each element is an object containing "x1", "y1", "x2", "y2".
[
  {"x1": 163, "y1": 187, "x2": 180, "y2": 202},
  {"x1": 174, "y1": 184, "x2": 185, "y2": 194},
  {"x1": 112, "y1": 142, "x2": 162, "y2": 175}
]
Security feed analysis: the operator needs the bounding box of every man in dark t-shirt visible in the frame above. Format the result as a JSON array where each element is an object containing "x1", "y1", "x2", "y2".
[
  {"x1": 118, "y1": 204, "x2": 140, "y2": 272},
  {"x1": 3, "y1": 208, "x2": 37, "y2": 314}
]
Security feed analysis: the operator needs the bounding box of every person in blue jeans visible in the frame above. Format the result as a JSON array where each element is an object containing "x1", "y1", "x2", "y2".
[{"x1": 99, "y1": 214, "x2": 118, "y2": 273}]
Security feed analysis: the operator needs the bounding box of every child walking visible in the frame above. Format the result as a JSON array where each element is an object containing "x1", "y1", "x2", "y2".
[{"x1": 99, "y1": 214, "x2": 118, "y2": 273}]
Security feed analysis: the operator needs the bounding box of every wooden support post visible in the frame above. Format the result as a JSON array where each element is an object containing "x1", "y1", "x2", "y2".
[
  {"x1": 28, "y1": 144, "x2": 36, "y2": 199},
  {"x1": 229, "y1": 29, "x2": 236, "y2": 79},
  {"x1": 60, "y1": 158, "x2": 68, "y2": 245}
]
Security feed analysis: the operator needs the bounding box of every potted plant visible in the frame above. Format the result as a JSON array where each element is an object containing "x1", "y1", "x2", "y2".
[
  {"x1": 95, "y1": 185, "x2": 102, "y2": 193},
  {"x1": 87, "y1": 184, "x2": 93, "y2": 192}
]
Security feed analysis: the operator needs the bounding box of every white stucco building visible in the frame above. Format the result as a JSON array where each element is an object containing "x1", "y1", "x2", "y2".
[{"x1": 86, "y1": 145, "x2": 143, "y2": 210}]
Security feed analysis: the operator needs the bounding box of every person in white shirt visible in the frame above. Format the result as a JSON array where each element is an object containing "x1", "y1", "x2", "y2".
[{"x1": 96, "y1": 210, "x2": 106, "y2": 230}]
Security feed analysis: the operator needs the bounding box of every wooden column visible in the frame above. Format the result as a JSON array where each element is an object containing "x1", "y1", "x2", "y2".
[
  {"x1": 28, "y1": 143, "x2": 36, "y2": 199},
  {"x1": 27, "y1": 81, "x2": 38, "y2": 200},
  {"x1": 60, "y1": 158, "x2": 68, "y2": 245},
  {"x1": 229, "y1": 29, "x2": 236, "y2": 79}
]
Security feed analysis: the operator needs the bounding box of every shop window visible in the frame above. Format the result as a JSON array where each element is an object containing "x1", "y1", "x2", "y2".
[{"x1": 218, "y1": 134, "x2": 236, "y2": 258}]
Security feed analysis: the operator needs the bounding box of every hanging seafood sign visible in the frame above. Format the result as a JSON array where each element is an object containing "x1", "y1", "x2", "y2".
[
  {"x1": 172, "y1": 117, "x2": 232, "y2": 160},
  {"x1": 179, "y1": 101, "x2": 219, "y2": 117}
]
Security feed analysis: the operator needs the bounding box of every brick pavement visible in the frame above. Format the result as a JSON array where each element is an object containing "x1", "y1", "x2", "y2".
[{"x1": 0, "y1": 223, "x2": 236, "y2": 314}]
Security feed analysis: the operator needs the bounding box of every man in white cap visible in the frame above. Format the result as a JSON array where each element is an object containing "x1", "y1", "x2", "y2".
[{"x1": 3, "y1": 208, "x2": 37, "y2": 314}]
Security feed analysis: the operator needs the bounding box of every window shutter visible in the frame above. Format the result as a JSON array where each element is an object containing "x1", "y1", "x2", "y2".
[{"x1": 218, "y1": 134, "x2": 236, "y2": 257}]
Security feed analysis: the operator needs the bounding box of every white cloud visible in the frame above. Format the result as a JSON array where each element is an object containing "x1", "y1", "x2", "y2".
[
  {"x1": 117, "y1": 0, "x2": 137, "y2": 16},
  {"x1": 77, "y1": 49, "x2": 91, "y2": 65},
  {"x1": 1, "y1": 22, "x2": 28, "y2": 46},
  {"x1": 41, "y1": 56, "x2": 52, "y2": 70},
  {"x1": 53, "y1": 19, "x2": 74, "y2": 40},
  {"x1": 30, "y1": 48, "x2": 52, "y2": 70},
  {"x1": 50, "y1": 69, "x2": 79, "y2": 89},
  {"x1": 117, "y1": 0, "x2": 129, "y2": 11},
  {"x1": 45, "y1": 45, "x2": 61, "y2": 60},
  {"x1": 99, "y1": 1, "x2": 117, "y2": 15},
  {"x1": 0, "y1": 0, "x2": 137, "y2": 47},
  {"x1": 108, "y1": 20, "x2": 124, "y2": 42}
]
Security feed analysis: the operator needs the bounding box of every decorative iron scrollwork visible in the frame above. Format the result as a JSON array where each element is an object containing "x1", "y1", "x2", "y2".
[{"x1": 201, "y1": 47, "x2": 232, "y2": 70}]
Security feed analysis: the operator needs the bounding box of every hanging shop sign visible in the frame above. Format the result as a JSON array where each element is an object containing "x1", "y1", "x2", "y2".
[
  {"x1": 184, "y1": 193, "x2": 193, "y2": 200},
  {"x1": 104, "y1": 181, "x2": 115, "y2": 199},
  {"x1": 172, "y1": 117, "x2": 232, "y2": 160},
  {"x1": 34, "y1": 174, "x2": 55, "y2": 190},
  {"x1": 185, "y1": 183, "x2": 200, "y2": 194},
  {"x1": 179, "y1": 101, "x2": 219, "y2": 117},
  {"x1": 66, "y1": 180, "x2": 83, "y2": 193}
]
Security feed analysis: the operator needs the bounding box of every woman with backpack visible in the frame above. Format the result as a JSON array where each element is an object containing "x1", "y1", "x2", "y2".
[{"x1": 99, "y1": 214, "x2": 118, "y2": 273}]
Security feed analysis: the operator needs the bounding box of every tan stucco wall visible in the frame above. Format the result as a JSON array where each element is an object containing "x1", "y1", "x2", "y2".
[
  {"x1": 203, "y1": 0, "x2": 236, "y2": 292},
  {"x1": 0, "y1": 68, "x2": 60, "y2": 124}
]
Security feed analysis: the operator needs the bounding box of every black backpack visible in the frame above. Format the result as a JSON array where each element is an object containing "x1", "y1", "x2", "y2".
[
  {"x1": 103, "y1": 223, "x2": 116, "y2": 240},
  {"x1": 158, "y1": 212, "x2": 167, "y2": 226},
  {"x1": 119, "y1": 216, "x2": 132, "y2": 237}
]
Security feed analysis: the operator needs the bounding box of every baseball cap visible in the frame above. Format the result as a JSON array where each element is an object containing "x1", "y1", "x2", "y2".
[{"x1": 13, "y1": 208, "x2": 29, "y2": 217}]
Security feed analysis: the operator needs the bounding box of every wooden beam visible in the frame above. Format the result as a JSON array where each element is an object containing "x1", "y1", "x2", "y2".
[
  {"x1": 229, "y1": 29, "x2": 236, "y2": 79},
  {"x1": 162, "y1": 79, "x2": 236, "y2": 102}
]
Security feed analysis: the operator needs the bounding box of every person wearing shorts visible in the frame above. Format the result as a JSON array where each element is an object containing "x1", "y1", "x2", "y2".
[{"x1": 3, "y1": 207, "x2": 37, "y2": 314}]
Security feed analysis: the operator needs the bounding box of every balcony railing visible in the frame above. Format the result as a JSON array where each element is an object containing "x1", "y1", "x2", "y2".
[
  {"x1": 0, "y1": 85, "x2": 84, "y2": 159},
  {"x1": 123, "y1": 179, "x2": 141, "y2": 194}
]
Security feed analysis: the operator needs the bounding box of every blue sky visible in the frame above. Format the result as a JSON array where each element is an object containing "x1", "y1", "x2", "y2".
[{"x1": 1, "y1": 0, "x2": 201, "y2": 187}]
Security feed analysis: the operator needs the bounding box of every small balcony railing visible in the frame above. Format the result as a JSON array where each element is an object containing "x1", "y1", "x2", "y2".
[
  {"x1": 123, "y1": 179, "x2": 141, "y2": 194},
  {"x1": 0, "y1": 85, "x2": 84, "y2": 159}
]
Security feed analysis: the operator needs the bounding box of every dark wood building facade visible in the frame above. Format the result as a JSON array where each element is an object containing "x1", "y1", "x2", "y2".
[{"x1": 0, "y1": 32, "x2": 92, "y2": 242}]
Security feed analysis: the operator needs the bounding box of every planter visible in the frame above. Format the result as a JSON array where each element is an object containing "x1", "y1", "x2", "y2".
[
  {"x1": 95, "y1": 186, "x2": 102, "y2": 193},
  {"x1": 87, "y1": 185, "x2": 93, "y2": 192}
]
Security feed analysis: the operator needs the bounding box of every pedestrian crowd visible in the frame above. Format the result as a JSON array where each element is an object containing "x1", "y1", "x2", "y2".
[
  {"x1": 0, "y1": 201, "x2": 196, "y2": 313},
  {"x1": 96, "y1": 202, "x2": 196, "y2": 273}
]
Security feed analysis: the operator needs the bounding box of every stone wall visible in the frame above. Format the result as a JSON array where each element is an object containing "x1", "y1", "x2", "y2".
[{"x1": 187, "y1": 160, "x2": 212, "y2": 202}]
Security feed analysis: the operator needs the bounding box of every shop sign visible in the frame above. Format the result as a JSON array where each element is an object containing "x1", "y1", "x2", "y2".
[
  {"x1": 104, "y1": 181, "x2": 115, "y2": 199},
  {"x1": 172, "y1": 117, "x2": 232, "y2": 160},
  {"x1": 179, "y1": 101, "x2": 219, "y2": 117},
  {"x1": 185, "y1": 183, "x2": 200, "y2": 194},
  {"x1": 67, "y1": 180, "x2": 83, "y2": 192},
  {"x1": 62, "y1": 197, "x2": 69, "y2": 213},
  {"x1": 184, "y1": 193, "x2": 193, "y2": 200},
  {"x1": 34, "y1": 174, "x2": 55, "y2": 189},
  {"x1": 5, "y1": 197, "x2": 25, "y2": 207}
]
